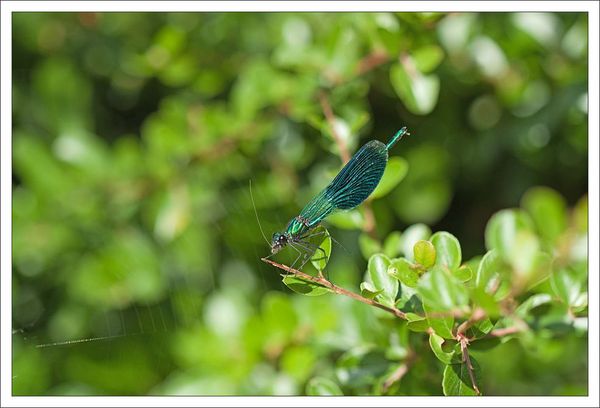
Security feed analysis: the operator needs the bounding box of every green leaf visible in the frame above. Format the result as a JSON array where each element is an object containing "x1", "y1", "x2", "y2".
[
  {"x1": 231, "y1": 60, "x2": 288, "y2": 119},
  {"x1": 359, "y1": 233, "x2": 382, "y2": 259},
  {"x1": 429, "y1": 332, "x2": 458, "y2": 364},
  {"x1": 413, "y1": 240, "x2": 436, "y2": 269},
  {"x1": 430, "y1": 231, "x2": 462, "y2": 271},
  {"x1": 453, "y1": 265, "x2": 472, "y2": 282},
  {"x1": 310, "y1": 227, "x2": 332, "y2": 272},
  {"x1": 468, "y1": 336, "x2": 502, "y2": 352},
  {"x1": 515, "y1": 293, "x2": 553, "y2": 318},
  {"x1": 335, "y1": 346, "x2": 390, "y2": 389},
  {"x1": 383, "y1": 231, "x2": 403, "y2": 258},
  {"x1": 484, "y1": 209, "x2": 534, "y2": 258},
  {"x1": 385, "y1": 346, "x2": 409, "y2": 362},
  {"x1": 406, "y1": 312, "x2": 429, "y2": 332},
  {"x1": 390, "y1": 60, "x2": 440, "y2": 115},
  {"x1": 465, "y1": 256, "x2": 483, "y2": 276},
  {"x1": 360, "y1": 281, "x2": 383, "y2": 299},
  {"x1": 510, "y1": 230, "x2": 540, "y2": 279},
  {"x1": 551, "y1": 267, "x2": 583, "y2": 306},
  {"x1": 475, "y1": 249, "x2": 519, "y2": 298},
  {"x1": 485, "y1": 222, "x2": 552, "y2": 291},
  {"x1": 388, "y1": 258, "x2": 420, "y2": 288},
  {"x1": 442, "y1": 356, "x2": 482, "y2": 396},
  {"x1": 370, "y1": 157, "x2": 409, "y2": 199},
  {"x1": 521, "y1": 186, "x2": 567, "y2": 244},
  {"x1": 306, "y1": 377, "x2": 343, "y2": 396},
  {"x1": 572, "y1": 293, "x2": 588, "y2": 312},
  {"x1": 281, "y1": 345, "x2": 317, "y2": 382},
  {"x1": 466, "y1": 318, "x2": 494, "y2": 339},
  {"x1": 424, "y1": 302, "x2": 454, "y2": 339},
  {"x1": 417, "y1": 266, "x2": 469, "y2": 313},
  {"x1": 535, "y1": 303, "x2": 577, "y2": 330},
  {"x1": 282, "y1": 276, "x2": 330, "y2": 297},
  {"x1": 573, "y1": 195, "x2": 588, "y2": 233},
  {"x1": 470, "y1": 287, "x2": 500, "y2": 317},
  {"x1": 412, "y1": 45, "x2": 445, "y2": 73},
  {"x1": 368, "y1": 254, "x2": 398, "y2": 305},
  {"x1": 327, "y1": 209, "x2": 364, "y2": 230},
  {"x1": 428, "y1": 317, "x2": 455, "y2": 340},
  {"x1": 395, "y1": 283, "x2": 421, "y2": 312},
  {"x1": 476, "y1": 249, "x2": 505, "y2": 292},
  {"x1": 521, "y1": 249, "x2": 553, "y2": 291},
  {"x1": 401, "y1": 224, "x2": 431, "y2": 261}
]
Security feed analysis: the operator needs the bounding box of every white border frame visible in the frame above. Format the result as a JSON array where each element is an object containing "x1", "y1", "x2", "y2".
[{"x1": 1, "y1": 2, "x2": 598, "y2": 407}]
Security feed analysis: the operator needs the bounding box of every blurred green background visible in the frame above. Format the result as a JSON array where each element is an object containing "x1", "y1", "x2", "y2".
[{"x1": 12, "y1": 12, "x2": 588, "y2": 395}]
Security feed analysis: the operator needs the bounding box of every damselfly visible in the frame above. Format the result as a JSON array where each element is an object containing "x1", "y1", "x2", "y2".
[{"x1": 255, "y1": 127, "x2": 410, "y2": 269}]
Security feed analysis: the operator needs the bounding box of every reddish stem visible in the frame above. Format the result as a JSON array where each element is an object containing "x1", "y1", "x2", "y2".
[{"x1": 261, "y1": 257, "x2": 406, "y2": 320}]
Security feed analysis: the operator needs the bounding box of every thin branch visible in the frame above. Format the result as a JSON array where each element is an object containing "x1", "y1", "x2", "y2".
[
  {"x1": 456, "y1": 307, "x2": 486, "y2": 336},
  {"x1": 264, "y1": 256, "x2": 480, "y2": 323},
  {"x1": 382, "y1": 351, "x2": 416, "y2": 393},
  {"x1": 400, "y1": 52, "x2": 419, "y2": 80},
  {"x1": 261, "y1": 258, "x2": 407, "y2": 320},
  {"x1": 327, "y1": 50, "x2": 391, "y2": 87},
  {"x1": 487, "y1": 325, "x2": 524, "y2": 338},
  {"x1": 319, "y1": 92, "x2": 351, "y2": 164},
  {"x1": 355, "y1": 50, "x2": 390, "y2": 77},
  {"x1": 457, "y1": 334, "x2": 481, "y2": 396},
  {"x1": 361, "y1": 201, "x2": 378, "y2": 239},
  {"x1": 482, "y1": 314, "x2": 529, "y2": 340}
]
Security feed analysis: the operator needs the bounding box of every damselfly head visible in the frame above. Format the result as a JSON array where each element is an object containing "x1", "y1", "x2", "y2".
[{"x1": 270, "y1": 232, "x2": 288, "y2": 254}]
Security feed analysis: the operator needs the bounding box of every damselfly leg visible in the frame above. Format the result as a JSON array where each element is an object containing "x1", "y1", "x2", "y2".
[
  {"x1": 292, "y1": 238, "x2": 329, "y2": 278},
  {"x1": 289, "y1": 241, "x2": 315, "y2": 271},
  {"x1": 297, "y1": 229, "x2": 328, "y2": 262}
]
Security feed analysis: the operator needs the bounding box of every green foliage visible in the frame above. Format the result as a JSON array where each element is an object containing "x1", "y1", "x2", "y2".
[
  {"x1": 430, "y1": 232, "x2": 462, "y2": 271},
  {"x1": 310, "y1": 227, "x2": 332, "y2": 273},
  {"x1": 12, "y1": 11, "x2": 587, "y2": 397},
  {"x1": 442, "y1": 356, "x2": 482, "y2": 396},
  {"x1": 359, "y1": 233, "x2": 382, "y2": 259},
  {"x1": 390, "y1": 59, "x2": 440, "y2": 115},
  {"x1": 370, "y1": 157, "x2": 409, "y2": 199},
  {"x1": 413, "y1": 240, "x2": 436, "y2": 269},
  {"x1": 286, "y1": 187, "x2": 587, "y2": 395},
  {"x1": 366, "y1": 254, "x2": 398, "y2": 307},
  {"x1": 281, "y1": 276, "x2": 330, "y2": 297},
  {"x1": 306, "y1": 377, "x2": 344, "y2": 396},
  {"x1": 388, "y1": 258, "x2": 419, "y2": 288},
  {"x1": 429, "y1": 333, "x2": 458, "y2": 365},
  {"x1": 521, "y1": 187, "x2": 568, "y2": 245},
  {"x1": 418, "y1": 265, "x2": 469, "y2": 312},
  {"x1": 400, "y1": 224, "x2": 432, "y2": 262}
]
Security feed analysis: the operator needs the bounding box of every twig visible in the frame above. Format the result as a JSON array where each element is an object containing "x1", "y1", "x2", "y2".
[
  {"x1": 318, "y1": 92, "x2": 351, "y2": 164},
  {"x1": 323, "y1": 50, "x2": 390, "y2": 87},
  {"x1": 382, "y1": 351, "x2": 416, "y2": 393},
  {"x1": 355, "y1": 50, "x2": 390, "y2": 77},
  {"x1": 487, "y1": 325, "x2": 524, "y2": 338},
  {"x1": 261, "y1": 258, "x2": 407, "y2": 320},
  {"x1": 456, "y1": 307, "x2": 486, "y2": 337},
  {"x1": 400, "y1": 52, "x2": 419, "y2": 80},
  {"x1": 457, "y1": 334, "x2": 481, "y2": 396},
  {"x1": 362, "y1": 201, "x2": 378, "y2": 239}
]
